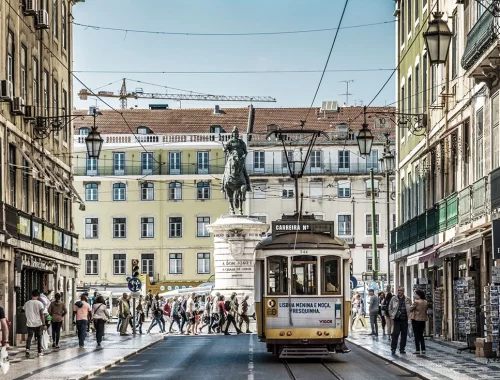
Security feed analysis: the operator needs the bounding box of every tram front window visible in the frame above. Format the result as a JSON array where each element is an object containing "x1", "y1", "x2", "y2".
[
  {"x1": 267, "y1": 256, "x2": 288, "y2": 295},
  {"x1": 292, "y1": 256, "x2": 317, "y2": 295},
  {"x1": 322, "y1": 256, "x2": 340, "y2": 294}
]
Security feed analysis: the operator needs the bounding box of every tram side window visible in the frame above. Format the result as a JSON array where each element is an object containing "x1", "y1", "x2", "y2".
[
  {"x1": 267, "y1": 256, "x2": 288, "y2": 295},
  {"x1": 292, "y1": 255, "x2": 317, "y2": 295},
  {"x1": 322, "y1": 256, "x2": 340, "y2": 294}
]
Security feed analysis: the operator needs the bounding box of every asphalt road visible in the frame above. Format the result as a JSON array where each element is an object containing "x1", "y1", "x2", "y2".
[{"x1": 93, "y1": 334, "x2": 420, "y2": 380}]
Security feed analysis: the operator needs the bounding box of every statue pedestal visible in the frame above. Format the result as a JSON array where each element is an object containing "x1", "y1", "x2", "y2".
[{"x1": 207, "y1": 215, "x2": 269, "y2": 298}]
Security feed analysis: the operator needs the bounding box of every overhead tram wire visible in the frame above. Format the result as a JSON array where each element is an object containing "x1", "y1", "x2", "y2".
[
  {"x1": 72, "y1": 19, "x2": 394, "y2": 37},
  {"x1": 72, "y1": 68, "x2": 395, "y2": 75}
]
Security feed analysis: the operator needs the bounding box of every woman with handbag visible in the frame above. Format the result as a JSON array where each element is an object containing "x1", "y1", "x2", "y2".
[
  {"x1": 92, "y1": 295, "x2": 110, "y2": 348},
  {"x1": 48, "y1": 293, "x2": 67, "y2": 349},
  {"x1": 410, "y1": 289, "x2": 428, "y2": 355}
]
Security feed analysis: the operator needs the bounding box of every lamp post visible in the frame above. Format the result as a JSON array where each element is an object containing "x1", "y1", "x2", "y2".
[
  {"x1": 423, "y1": 10, "x2": 453, "y2": 65},
  {"x1": 85, "y1": 108, "x2": 103, "y2": 159}
]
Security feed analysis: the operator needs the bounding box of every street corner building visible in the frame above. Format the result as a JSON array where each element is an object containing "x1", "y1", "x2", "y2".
[
  {"x1": 392, "y1": 0, "x2": 500, "y2": 344},
  {"x1": 0, "y1": 0, "x2": 85, "y2": 343},
  {"x1": 72, "y1": 103, "x2": 396, "y2": 292}
]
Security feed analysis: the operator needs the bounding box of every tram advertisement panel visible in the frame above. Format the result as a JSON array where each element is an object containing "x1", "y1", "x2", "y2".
[{"x1": 265, "y1": 297, "x2": 342, "y2": 329}]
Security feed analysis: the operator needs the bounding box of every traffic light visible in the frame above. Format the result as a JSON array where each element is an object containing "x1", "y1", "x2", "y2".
[{"x1": 132, "y1": 259, "x2": 140, "y2": 278}]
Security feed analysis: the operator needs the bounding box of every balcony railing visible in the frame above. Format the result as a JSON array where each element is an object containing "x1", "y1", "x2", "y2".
[
  {"x1": 491, "y1": 167, "x2": 500, "y2": 211},
  {"x1": 458, "y1": 186, "x2": 472, "y2": 225},
  {"x1": 74, "y1": 133, "x2": 234, "y2": 145},
  {"x1": 471, "y1": 176, "x2": 488, "y2": 219},
  {"x1": 74, "y1": 164, "x2": 225, "y2": 176},
  {"x1": 1, "y1": 202, "x2": 78, "y2": 257},
  {"x1": 462, "y1": 4, "x2": 499, "y2": 71},
  {"x1": 247, "y1": 163, "x2": 380, "y2": 176}
]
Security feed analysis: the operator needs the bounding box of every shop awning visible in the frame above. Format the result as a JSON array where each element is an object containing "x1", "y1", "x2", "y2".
[
  {"x1": 438, "y1": 232, "x2": 485, "y2": 259},
  {"x1": 406, "y1": 252, "x2": 422, "y2": 266},
  {"x1": 418, "y1": 241, "x2": 450, "y2": 263}
]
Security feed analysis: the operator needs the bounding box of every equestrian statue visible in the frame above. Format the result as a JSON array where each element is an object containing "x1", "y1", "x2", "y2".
[{"x1": 221, "y1": 127, "x2": 252, "y2": 215}]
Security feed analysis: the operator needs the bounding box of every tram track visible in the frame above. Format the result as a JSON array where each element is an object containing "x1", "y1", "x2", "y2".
[{"x1": 283, "y1": 359, "x2": 344, "y2": 380}]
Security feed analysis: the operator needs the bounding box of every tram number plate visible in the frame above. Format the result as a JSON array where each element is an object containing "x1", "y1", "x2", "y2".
[{"x1": 266, "y1": 298, "x2": 278, "y2": 318}]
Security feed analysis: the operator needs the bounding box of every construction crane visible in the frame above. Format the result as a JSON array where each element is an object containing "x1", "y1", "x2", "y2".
[{"x1": 78, "y1": 78, "x2": 277, "y2": 109}]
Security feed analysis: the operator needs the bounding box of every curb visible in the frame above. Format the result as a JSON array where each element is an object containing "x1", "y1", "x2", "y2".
[
  {"x1": 346, "y1": 338, "x2": 432, "y2": 380},
  {"x1": 78, "y1": 337, "x2": 164, "y2": 380}
]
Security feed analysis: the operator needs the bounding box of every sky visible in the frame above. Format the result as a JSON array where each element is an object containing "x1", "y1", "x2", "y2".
[{"x1": 72, "y1": 0, "x2": 396, "y2": 111}]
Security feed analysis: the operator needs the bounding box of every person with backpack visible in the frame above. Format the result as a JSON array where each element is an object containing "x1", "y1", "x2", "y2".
[
  {"x1": 168, "y1": 296, "x2": 181, "y2": 333},
  {"x1": 224, "y1": 294, "x2": 243, "y2": 335},
  {"x1": 72, "y1": 294, "x2": 92, "y2": 348},
  {"x1": 48, "y1": 293, "x2": 67, "y2": 349},
  {"x1": 92, "y1": 295, "x2": 110, "y2": 348},
  {"x1": 238, "y1": 295, "x2": 251, "y2": 333},
  {"x1": 147, "y1": 294, "x2": 165, "y2": 334}
]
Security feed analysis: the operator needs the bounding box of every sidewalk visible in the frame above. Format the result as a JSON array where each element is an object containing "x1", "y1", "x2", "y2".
[
  {"x1": 3, "y1": 322, "x2": 164, "y2": 380},
  {"x1": 347, "y1": 330, "x2": 500, "y2": 380}
]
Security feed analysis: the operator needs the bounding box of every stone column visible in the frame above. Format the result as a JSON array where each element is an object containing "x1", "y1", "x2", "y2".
[{"x1": 207, "y1": 215, "x2": 269, "y2": 299}]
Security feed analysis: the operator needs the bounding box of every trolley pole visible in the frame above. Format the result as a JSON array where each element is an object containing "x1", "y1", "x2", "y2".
[
  {"x1": 386, "y1": 171, "x2": 391, "y2": 290},
  {"x1": 370, "y1": 168, "x2": 379, "y2": 281}
]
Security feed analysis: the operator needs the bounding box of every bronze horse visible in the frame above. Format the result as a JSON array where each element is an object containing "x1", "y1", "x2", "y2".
[{"x1": 222, "y1": 151, "x2": 248, "y2": 215}]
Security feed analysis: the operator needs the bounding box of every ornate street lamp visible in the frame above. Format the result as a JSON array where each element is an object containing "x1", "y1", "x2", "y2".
[
  {"x1": 85, "y1": 109, "x2": 103, "y2": 159},
  {"x1": 423, "y1": 11, "x2": 453, "y2": 65},
  {"x1": 381, "y1": 149, "x2": 396, "y2": 173},
  {"x1": 356, "y1": 106, "x2": 374, "y2": 156}
]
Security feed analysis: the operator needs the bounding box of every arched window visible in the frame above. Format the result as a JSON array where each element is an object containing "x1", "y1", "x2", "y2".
[
  {"x1": 85, "y1": 183, "x2": 98, "y2": 201},
  {"x1": 113, "y1": 183, "x2": 126, "y2": 201},
  {"x1": 169, "y1": 182, "x2": 182, "y2": 200},
  {"x1": 141, "y1": 182, "x2": 154, "y2": 201}
]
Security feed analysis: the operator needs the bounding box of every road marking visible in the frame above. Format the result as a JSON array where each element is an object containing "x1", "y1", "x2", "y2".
[{"x1": 248, "y1": 334, "x2": 254, "y2": 380}]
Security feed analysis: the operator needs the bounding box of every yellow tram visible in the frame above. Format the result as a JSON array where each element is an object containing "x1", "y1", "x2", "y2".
[{"x1": 254, "y1": 215, "x2": 351, "y2": 358}]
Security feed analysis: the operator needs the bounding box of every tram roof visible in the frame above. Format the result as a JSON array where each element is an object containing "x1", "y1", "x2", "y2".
[{"x1": 255, "y1": 231, "x2": 349, "y2": 251}]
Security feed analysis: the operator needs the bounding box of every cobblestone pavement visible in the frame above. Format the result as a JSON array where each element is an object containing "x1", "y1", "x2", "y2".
[
  {"x1": 3, "y1": 322, "x2": 164, "y2": 380},
  {"x1": 347, "y1": 330, "x2": 500, "y2": 380}
]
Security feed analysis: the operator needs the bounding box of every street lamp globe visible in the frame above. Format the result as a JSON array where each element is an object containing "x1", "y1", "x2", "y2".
[
  {"x1": 423, "y1": 12, "x2": 453, "y2": 65},
  {"x1": 85, "y1": 126, "x2": 103, "y2": 159},
  {"x1": 383, "y1": 151, "x2": 396, "y2": 173},
  {"x1": 356, "y1": 123, "x2": 374, "y2": 156}
]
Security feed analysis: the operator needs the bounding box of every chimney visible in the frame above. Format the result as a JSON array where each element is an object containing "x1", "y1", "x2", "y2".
[{"x1": 214, "y1": 105, "x2": 220, "y2": 114}]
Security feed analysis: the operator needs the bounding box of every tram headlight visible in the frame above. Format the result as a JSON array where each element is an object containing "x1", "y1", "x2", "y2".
[
  {"x1": 317, "y1": 331, "x2": 323, "y2": 336},
  {"x1": 279, "y1": 331, "x2": 285, "y2": 336},
  {"x1": 324, "y1": 331, "x2": 330, "y2": 336},
  {"x1": 286, "y1": 331, "x2": 292, "y2": 336}
]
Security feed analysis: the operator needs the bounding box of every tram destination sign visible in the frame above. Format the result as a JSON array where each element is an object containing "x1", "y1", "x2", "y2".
[{"x1": 272, "y1": 220, "x2": 335, "y2": 238}]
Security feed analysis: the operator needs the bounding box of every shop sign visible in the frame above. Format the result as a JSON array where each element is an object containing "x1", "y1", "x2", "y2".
[
  {"x1": 44, "y1": 226, "x2": 53, "y2": 245},
  {"x1": 494, "y1": 219, "x2": 500, "y2": 260},
  {"x1": 18, "y1": 216, "x2": 31, "y2": 237},
  {"x1": 21, "y1": 255, "x2": 54, "y2": 271}
]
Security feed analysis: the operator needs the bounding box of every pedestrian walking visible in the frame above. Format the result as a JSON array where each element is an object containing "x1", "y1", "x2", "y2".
[
  {"x1": 118, "y1": 293, "x2": 131, "y2": 336},
  {"x1": 169, "y1": 296, "x2": 181, "y2": 333},
  {"x1": 179, "y1": 296, "x2": 188, "y2": 333},
  {"x1": 351, "y1": 294, "x2": 367, "y2": 330},
  {"x1": 389, "y1": 286, "x2": 412, "y2": 355},
  {"x1": 238, "y1": 295, "x2": 251, "y2": 333},
  {"x1": 212, "y1": 295, "x2": 227, "y2": 333},
  {"x1": 378, "y1": 292, "x2": 386, "y2": 334},
  {"x1": 224, "y1": 293, "x2": 242, "y2": 335},
  {"x1": 185, "y1": 293, "x2": 196, "y2": 335},
  {"x1": 163, "y1": 298, "x2": 172, "y2": 330},
  {"x1": 200, "y1": 296, "x2": 212, "y2": 334},
  {"x1": 73, "y1": 294, "x2": 92, "y2": 348},
  {"x1": 0, "y1": 304, "x2": 9, "y2": 350},
  {"x1": 410, "y1": 289, "x2": 428, "y2": 355},
  {"x1": 211, "y1": 293, "x2": 220, "y2": 333},
  {"x1": 383, "y1": 288, "x2": 394, "y2": 338},
  {"x1": 145, "y1": 290, "x2": 153, "y2": 320},
  {"x1": 48, "y1": 293, "x2": 67, "y2": 349},
  {"x1": 24, "y1": 290, "x2": 46, "y2": 357},
  {"x1": 368, "y1": 289, "x2": 379, "y2": 336},
  {"x1": 147, "y1": 295, "x2": 165, "y2": 334},
  {"x1": 92, "y1": 295, "x2": 110, "y2": 348},
  {"x1": 136, "y1": 296, "x2": 145, "y2": 334}
]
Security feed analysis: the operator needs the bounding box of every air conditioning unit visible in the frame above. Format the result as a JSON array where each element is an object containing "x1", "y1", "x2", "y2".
[
  {"x1": 35, "y1": 10, "x2": 49, "y2": 29},
  {"x1": 0, "y1": 80, "x2": 13, "y2": 101},
  {"x1": 24, "y1": 105, "x2": 37, "y2": 120},
  {"x1": 320, "y1": 100, "x2": 339, "y2": 112},
  {"x1": 23, "y1": 0, "x2": 38, "y2": 15},
  {"x1": 12, "y1": 97, "x2": 25, "y2": 115}
]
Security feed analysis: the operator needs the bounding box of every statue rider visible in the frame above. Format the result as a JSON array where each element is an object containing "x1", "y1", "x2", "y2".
[{"x1": 222, "y1": 126, "x2": 252, "y2": 192}]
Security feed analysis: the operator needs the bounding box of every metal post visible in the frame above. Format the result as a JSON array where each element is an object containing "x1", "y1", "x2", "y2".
[
  {"x1": 386, "y1": 172, "x2": 391, "y2": 289},
  {"x1": 294, "y1": 175, "x2": 299, "y2": 214},
  {"x1": 370, "y1": 168, "x2": 379, "y2": 281},
  {"x1": 132, "y1": 297, "x2": 136, "y2": 335}
]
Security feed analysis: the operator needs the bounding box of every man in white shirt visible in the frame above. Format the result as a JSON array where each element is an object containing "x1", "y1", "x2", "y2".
[
  {"x1": 24, "y1": 289, "x2": 46, "y2": 357},
  {"x1": 185, "y1": 293, "x2": 195, "y2": 335}
]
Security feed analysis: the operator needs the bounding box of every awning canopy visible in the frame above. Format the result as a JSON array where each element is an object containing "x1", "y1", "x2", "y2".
[
  {"x1": 438, "y1": 232, "x2": 485, "y2": 259},
  {"x1": 406, "y1": 252, "x2": 422, "y2": 266},
  {"x1": 418, "y1": 241, "x2": 450, "y2": 263}
]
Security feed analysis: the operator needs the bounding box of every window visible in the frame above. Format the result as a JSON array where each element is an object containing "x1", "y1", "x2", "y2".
[
  {"x1": 366, "y1": 214, "x2": 380, "y2": 235},
  {"x1": 141, "y1": 152, "x2": 153, "y2": 175},
  {"x1": 197, "y1": 253, "x2": 210, "y2": 274},
  {"x1": 452, "y1": 14, "x2": 458, "y2": 79},
  {"x1": 365, "y1": 179, "x2": 380, "y2": 197},
  {"x1": 34, "y1": 180, "x2": 40, "y2": 216},
  {"x1": 113, "y1": 152, "x2": 125, "y2": 175},
  {"x1": 407, "y1": 0, "x2": 412, "y2": 34},
  {"x1": 21, "y1": 45, "x2": 27, "y2": 101},
  {"x1": 54, "y1": 192, "x2": 60, "y2": 226},
  {"x1": 197, "y1": 151, "x2": 209, "y2": 174},
  {"x1": 309, "y1": 181, "x2": 323, "y2": 198},
  {"x1": 292, "y1": 255, "x2": 317, "y2": 295},
  {"x1": 79, "y1": 127, "x2": 89, "y2": 136},
  {"x1": 400, "y1": 0, "x2": 405, "y2": 45},
  {"x1": 63, "y1": 198, "x2": 69, "y2": 230},
  {"x1": 61, "y1": 1, "x2": 67, "y2": 49},
  {"x1": 415, "y1": 64, "x2": 420, "y2": 113},
  {"x1": 282, "y1": 187, "x2": 294, "y2": 198},
  {"x1": 423, "y1": 53, "x2": 428, "y2": 110},
  {"x1": 493, "y1": 94, "x2": 500, "y2": 169},
  {"x1": 53, "y1": 0, "x2": 58, "y2": 38},
  {"x1": 197, "y1": 182, "x2": 210, "y2": 200},
  {"x1": 431, "y1": 64, "x2": 437, "y2": 104},
  {"x1": 254, "y1": 151, "x2": 265, "y2": 172},
  {"x1": 282, "y1": 151, "x2": 293, "y2": 169},
  {"x1": 477, "y1": 107, "x2": 484, "y2": 179},
  {"x1": 43, "y1": 70, "x2": 49, "y2": 116},
  {"x1": 113, "y1": 254, "x2": 126, "y2": 275},
  {"x1": 367, "y1": 149, "x2": 378, "y2": 170},
  {"x1": 267, "y1": 256, "x2": 288, "y2": 295},
  {"x1": 407, "y1": 172, "x2": 413, "y2": 219},
  {"x1": 366, "y1": 251, "x2": 373, "y2": 272},
  {"x1": 169, "y1": 182, "x2": 182, "y2": 200},
  {"x1": 141, "y1": 182, "x2": 154, "y2": 201},
  {"x1": 113, "y1": 218, "x2": 126, "y2": 238},
  {"x1": 62, "y1": 89, "x2": 68, "y2": 141},
  {"x1": 22, "y1": 158, "x2": 29, "y2": 212},
  {"x1": 141, "y1": 217, "x2": 154, "y2": 238},
  {"x1": 169, "y1": 217, "x2": 182, "y2": 238},
  {"x1": 85, "y1": 183, "x2": 98, "y2": 201},
  {"x1": 141, "y1": 254, "x2": 154, "y2": 277},
  {"x1": 401, "y1": 179, "x2": 406, "y2": 222},
  {"x1": 137, "y1": 126, "x2": 152, "y2": 134},
  {"x1": 338, "y1": 215, "x2": 352, "y2": 235},
  {"x1": 86, "y1": 156, "x2": 97, "y2": 175},
  {"x1": 7, "y1": 31, "x2": 14, "y2": 94},
  {"x1": 45, "y1": 186, "x2": 51, "y2": 222},
  {"x1": 338, "y1": 150, "x2": 350, "y2": 170},
  {"x1": 322, "y1": 256, "x2": 340, "y2": 294},
  {"x1": 401, "y1": 85, "x2": 405, "y2": 115},
  {"x1": 33, "y1": 58, "x2": 39, "y2": 109},
  {"x1": 310, "y1": 150, "x2": 322, "y2": 172},
  {"x1": 9, "y1": 144, "x2": 16, "y2": 207},
  {"x1": 53, "y1": 79, "x2": 59, "y2": 124},
  {"x1": 113, "y1": 183, "x2": 126, "y2": 201},
  {"x1": 338, "y1": 181, "x2": 351, "y2": 198},
  {"x1": 169, "y1": 253, "x2": 182, "y2": 274},
  {"x1": 392, "y1": 214, "x2": 397, "y2": 229},
  {"x1": 85, "y1": 218, "x2": 98, "y2": 238},
  {"x1": 415, "y1": 0, "x2": 419, "y2": 21},
  {"x1": 197, "y1": 216, "x2": 210, "y2": 237},
  {"x1": 169, "y1": 152, "x2": 181, "y2": 174},
  {"x1": 253, "y1": 183, "x2": 266, "y2": 199},
  {"x1": 85, "y1": 254, "x2": 98, "y2": 275},
  {"x1": 407, "y1": 76, "x2": 412, "y2": 118}
]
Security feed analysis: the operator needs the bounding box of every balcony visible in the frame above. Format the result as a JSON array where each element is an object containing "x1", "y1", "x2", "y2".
[
  {"x1": 471, "y1": 177, "x2": 488, "y2": 219},
  {"x1": 461, "y1": 4, "x2": 500, "y2": 82},
  {"x1": 1, "y1": 202, "x2": 78, "y2": 256},
  {"x1": 491, "y1": 167, "x2": 500, "y2": 211},
  {"x1": 74, "y1": 132, "x2": 233, "y2": 146},
  {"x1": 74, "y1": 164, "x2": 225, "y2": 177},
  {"x1": 247, "y1": 163, "x2": 380, "y2": 176}
]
